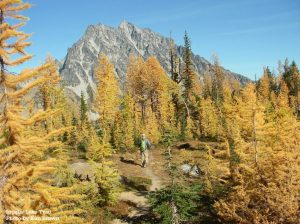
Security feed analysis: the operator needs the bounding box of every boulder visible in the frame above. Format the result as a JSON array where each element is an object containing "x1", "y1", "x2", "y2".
[
  {"x1": 180, "y1": 164, "x2": 202, "y2": 178},
  {"x1": 69, "y1": 161, "x2": 95, "y2": 181}
]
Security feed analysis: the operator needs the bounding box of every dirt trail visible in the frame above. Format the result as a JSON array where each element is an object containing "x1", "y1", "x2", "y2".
[
  {"x1": 111, "y1": 151, "x2": 163, "y2": 224},
  {"x1": 111, "y1": 140, "x2": 221, "y2": 223},
  {"x1": 145, "y1": 153, "x2": 163, "y2": 191}
]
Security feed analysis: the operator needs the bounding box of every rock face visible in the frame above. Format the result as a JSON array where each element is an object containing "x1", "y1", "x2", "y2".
[{"x1": 59, "y1": 21, "x2": 250, "y2": 102}]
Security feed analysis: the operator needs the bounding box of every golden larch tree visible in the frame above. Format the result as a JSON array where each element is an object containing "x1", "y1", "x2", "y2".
[
  {"x1": 126, "y1": 55, "x2": 150, "y2": 124},
  {"x1": 112, "y1": 94, "x2": 135, "y2": 151},
  {"x1": 215, "y1": 83, "x2": 300, "y2": 223},
  {"x1": 258, "y1": 68, "x2": 272, "y2": 102},
  {"x1": 95, "y1": 53, "x2": 120, "y2": 140},
  {"x1": 86, "y1": 128, "x2": 120, "y2": 205},
  {"x1": 126, "y1": 55, "x2": 178, "y2": 143},
  {"x1": 145, "y1": 56, "x2": 178, "y2": 133},
  {"x1": 0, "y1": 2, "x2": 88, "y2": 223}
]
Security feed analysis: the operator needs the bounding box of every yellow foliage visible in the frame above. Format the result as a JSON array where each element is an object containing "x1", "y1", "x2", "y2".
[
  {"x1": 214, "y1": 83, "x2": 300, "y2": 223},
  {"x1": 95, "y1": 53, "x2": 120, "y2": 140},
  {"x1": 112, "y1": 95, "x2": 135, "y2": 151},
  {"x1": 126, "y1": 55, "x2": 178, "y2": 143},
  {"x1": 87, "y1": 131, "x2": 120, "y2": 205},
  {"x1": 277, "y1": 77, "x2": 290, "y2": 109},
  {"x1": 0, "y1": 2, "x2": 88, "y2": 223},
  {"x1": 258, "y1": 68, "x2": 272, "y2": 102},
  {"x1": 144, "y1": 108, "x2": 160, "y2": 144},
  {"x1": 179, "y1": 150, "x2": 195, "y2": 164},
  {"x1": 198, "y1": 97, "x2": 220, "y2": 138}
]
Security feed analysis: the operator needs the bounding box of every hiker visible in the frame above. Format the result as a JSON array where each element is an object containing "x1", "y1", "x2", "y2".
[{"x1": 140, "y1": 133, "x2": 151, "y2": 168}]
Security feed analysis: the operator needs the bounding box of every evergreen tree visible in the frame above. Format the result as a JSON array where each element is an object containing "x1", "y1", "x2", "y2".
[
  {"x1": 149, "y1": 130, "x2": 201, "y2": 224},
  {"x1": 69, "y1": 115, "x2": 79, "y2": 150},
  {"x1": 290, "y1": 61, "x2": 300, "y2": 115},
  {"x1": 282, "y1": 60, "x2": 300, "y2": 116},
  {"x1": 283, "y1": 60, "x2": 299, "y2": 98},
  {"x1": 179, "y1": 32, "x2": 198, "y2": 140},
  {"x1": 76, "y1": 92, "x2": 90, "y2": 154},
  {"x1": 182, "y1": 31, "x2": 194, "y2": 102},
  {"x1": 80, "y1": 91, "x2": 88, "y2": 124}
]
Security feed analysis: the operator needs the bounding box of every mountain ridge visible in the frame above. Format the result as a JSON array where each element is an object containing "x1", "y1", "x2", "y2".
[{"x1": 58, "y1": 21, "x2": 251, "y2": 102}]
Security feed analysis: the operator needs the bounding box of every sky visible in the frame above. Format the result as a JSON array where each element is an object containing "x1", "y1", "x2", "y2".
[{"x1": 14, "y1": 0, "x2": 300, "y2": 80}]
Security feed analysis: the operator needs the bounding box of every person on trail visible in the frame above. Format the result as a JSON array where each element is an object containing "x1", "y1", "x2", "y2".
[{"x1": 140, "y1": 133, "x2": 151, "y2": 168}]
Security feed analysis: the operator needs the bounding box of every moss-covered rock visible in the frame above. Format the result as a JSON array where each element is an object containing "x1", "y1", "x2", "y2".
[{"x1": 121, "y1": 175, "x2": 152, "y2": 191}]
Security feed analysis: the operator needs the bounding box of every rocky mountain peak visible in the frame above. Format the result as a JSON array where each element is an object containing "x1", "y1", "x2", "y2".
[
  {"x1": 119, "y1": 20, "x2": 135, "y2": 30},
  {"x1": 59, "y1": 21, "x2": 250, "y2": 103}
]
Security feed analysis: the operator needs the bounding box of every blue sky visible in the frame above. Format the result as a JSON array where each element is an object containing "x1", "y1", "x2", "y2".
[{"x1": 15, "y1": 0, "x2": 300, "y2": 80}]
